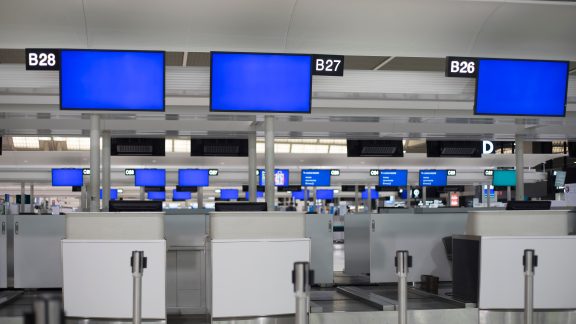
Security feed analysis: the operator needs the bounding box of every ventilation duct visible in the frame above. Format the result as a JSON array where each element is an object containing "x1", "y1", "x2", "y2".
[
  {"x1": 191, "y1": 138, "x2": 248, "y2": 157},
  {"x1": 111, "y1": 138, "x2": 165, "y2": 156},
  {"x1": 347, "y1": 140, "x2": 404, "y2": 157},
  {"x1": 427, "y1": 140, "x2": 482, "y2": 158}
]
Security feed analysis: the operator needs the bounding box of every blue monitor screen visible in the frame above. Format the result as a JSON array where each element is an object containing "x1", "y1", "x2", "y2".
[
  {"x1": 100, "y1": 189, "x2": 118, "y2": 200},
  {"x1": 172, "y1": 190, "x2": 192, "y2": 201},
  {"x1": 210, "y1": 52, "x2": 312, "y2": 113},
  {"x1": 52, "y1": 169, "x2": 83, "y2": 186},
  {"x1": 362, "y1": 189, "x2": 378, "y2": 200},
  {"x1": 493, "y1": 170, "x2": 517, "y2": 187},
  {"x1": 135, "y1": 169, "x2": 166, "y2": 187},
  {"x1": 147, "y1": 191, "x2": 166, "y2": 201},
  {"x1": 316, "y1": 189, "x2": 334, "y2": 200},
  {"x1": 245, "y1": 191, "x2": 264, "y2": 200},
  {"x1": 475, "y1": 59, "x2": 569, "y2": 117},
  {"x1": 178, "y1": 169, "x2": 209, "y2": 187},
  {"x1": 419, "y1": 170, "x2": 448, "y2": 187},
  {"x1": 60, "y1": 50, "x2": 165, "y2": 111},
  {"x1": 379, "y1": 170, "x2": 408, "y2": 186},
  {"x1": 220, "y1": 189, "x2": 239, "y2": 200},
  {"x1": 301, "y1": 170, "x2": 331, "y2": 187},
  {"x1": 258, "y1": 169, "x2": 290, "y2": 186},
  {"x1": 292, "y1": 190, "x2": 309, "y2": 200}
]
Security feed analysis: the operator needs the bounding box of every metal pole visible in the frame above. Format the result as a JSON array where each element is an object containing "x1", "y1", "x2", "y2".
[
  {"x1": 248, "y1": 132, "x2": 257, "y2": 202},
  {"x1": 20, "y1": 182, "x2": 25, "y2": 214},
  {"x1": 89, "y1": 114, "x2": 101, "y2": 212},
  {"x1": 396, "y1": 250, "x2": 411, "y2": 324},
  {"x1": 264, "y1": 115, "x2": 275, "y2": 211},
  {"x1": 366, "y1": 185, "x2": 372, "y2": 213},
  {"x1": 30, "y1": 184, "x2": 34, "y2": 214},
  {"x1": 197, "y1": 187, "x2": 204, "y2": 209},
  {"x1": 486, "y1": 183, "x2": 492, "y2": 208},
  {"x1": 422, "y1": 187, "x2": 427, "y2": 207},
  {"x1": 354, "y1": 185, "x2": 360, "y2": 213},
  {"x1": 139, "y1": 187, "x2": 145, "y2": 201},
  {"x1": 80, "y1": 185, "x2": 87, "y2": 212},
  {"x1": 293, "y1": 262, "x2": 311, "y2": 324},
  {"x1": 523, "y1": 249, "x2": 537, "y2": 324},
  {"x1": 101, "y1": 131, "x2": 111, "y2": 211},
  {"x1": 312, "y1": 187, "x2": 317, "y2": 213},
  {"x1": 507, "y1": 186, "x2": 512, "y2": 202},
  {"x1": 406, "y1": 185, "x2": 412, "y2": 209},
  {"x1": 131, "y1": 251, "x2": 146, "y2": 324},
  {"x1": 515, "y1": 134, "x2": 525, "y2": 201}
]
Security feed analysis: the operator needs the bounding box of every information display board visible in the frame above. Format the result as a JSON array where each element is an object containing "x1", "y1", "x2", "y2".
[
  {"x1": 172, "y1": 190, "x2": 192, "y2": 201},
  {"x1": 378, "y1": 170, "x2": 408, "y2": 186},
  {"x1": 52, "y1": 169, "x2": 83, "y2": 186},
  {"x1": 493, "y1": 170, "x2": 517, "y2": 187},
  {"x1": 220, "y1": 189, "x2": 239, "y2": 200},
  {"x1": 135, "y1": 169, "x2": 166, "y2": 187},
  {"x1": 178, "y1": 169, "x2": 210, "y2": 187},
  {"x1": 258, "y1": 169, "x2": 289, "y2": 186},
  {"x1": 419, "y1": 170, "x2": 448, "y2": 187},
  {"x1": 147, "y1": 191, "x2": 166, "y2": 201},
  {"x1": 301, "y1": 170, "x2": 331, "y2": 187}
]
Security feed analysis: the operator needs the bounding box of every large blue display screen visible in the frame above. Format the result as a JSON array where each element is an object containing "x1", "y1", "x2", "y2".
[
  {"x1": 52, "y1": 169, "x2": 83, "y2": 186},
  {"x1": 172, "y1": 190, "x2": 192, "y2": 201},
  {"x1": 292, "y1": 190, "x2": 309, "y2": 200},
  {"x1": 493, "y1": 170, "x2": 517, "y2": 187},
  {"x1": 220, "y1": 189, "x2": 239, "y2": 200},
  {"x1": 301, "y1": 170, "x2": 331, "y2": 187},
  {"x1": 379, "y1": 170, "x2": 408, "y2": 186},
  {"x1": 147, "y1": 191, "x2": 166, "y2": 201},
  {"x1": 258, "y1": 169, "x2": 289, "y2": 186},
  {"x1": 316, "y1": 189, "x2": 334, "y2": 200},
  {"x1": 100, "y1": 189, "x2": 118, "y2": 200},
  {"x1": 245, "y1": 191, "x2": 264, "y2": 200},
  {"x1": 178, "y1": 169, "x2": 209, "y2": 187},
  {"x1": 419, "y1": 170, "x2": 448, "y2": 187},
  {"x1": 210, "y1": 52, "x2": 312, "y2": 113},
  {"x1": 362, "y1": 189, "x2": 378, "y2": 200},
  {"x1": 475, "y1": 59, "x2": 569, "y2": 117},
  {"x1": 60, "y1": 50, "x2": 165, "y2": 111},
  {"x1": 135, "y1": 169, "x2": 166, "y2": 187}
]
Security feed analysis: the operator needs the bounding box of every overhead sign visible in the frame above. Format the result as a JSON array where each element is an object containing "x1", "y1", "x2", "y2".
[
  {"x1": 330, "y1": 169, "x2": 341, "y2": 176},
  {"x1": 447, "y1": 169, "x2": 457, "y2": 176},
  {"x1": 312, "y1": 54, "x2": 344, "y2": 76},
  {"x1": 482, "y1": 140, "x2": 494, "y2": 154},
  {"x1": 82, "y1": 168, "x2": 90, "y2": 175},
  {"x1": 125, "y1": 169, "x2": 135, "y2": 176},
  {"x1": 208, "y1": 169, "x2": 219, "y2": 176},
  {"x1": 370, "y1": 169, "x2": 379, "y2": 176},
  {"x1": 484, "y1": 169, "x2": 494, "y2": 176},
  {"x1": 445, "y1": 57, "x2": 477, "y2": 78},
  {"x1": 25, "y1": 49, "x2": 60, "y2": 71}
]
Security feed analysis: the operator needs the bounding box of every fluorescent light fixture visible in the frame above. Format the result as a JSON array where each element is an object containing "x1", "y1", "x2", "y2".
[
  {"x1": 12, "y1": 137, "x2": 40, "y2": 149},
  {"x1": 329, "y1": 145, "x2": 347, "y2": 154}
]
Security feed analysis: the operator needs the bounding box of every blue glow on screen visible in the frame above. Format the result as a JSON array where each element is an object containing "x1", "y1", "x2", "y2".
[
  {"x1": 52, "y1": 169, "x2": 83, "y2": 186},
  {"x1": 475, "y1": 59, "x2": 569, "y2": 117},
  {"x1": 172, "y1": 190, "x2": 192, "y2": 201},
  {"x1": 493, "y1": 170, "x2": 517, "y2": 187},
  {"x1": 135, "y1": 169, "x2": 166, "y2": 187},
  {"x1": 178, "y1": 169, "x2": 209, "y2": 187},
  {"x1": 245, "y1": 191, "x2": 264, "y2": 200},
  {"x1": 258, "y1": 169, "x2": 289, "y2": 186},
  {"x1": 379, "y1": 170, "x2": 408, "y2": 186},
  {"x1": 220, "y1": 189, "x2": 239, "y2": 200},
  {"x1": 60, "y1": 50, "x2": 165, "y2": 111},
  {"x1": 147, "y1": 191, "x2": 166, "y2": 201},
  {"x1": 292, "y1": 190, "x2": 309, "y2": 200},
  {"x1": 100, "y1": 189, "x2": 118, "y2": 200},
  {"x1": 419, "y1": 170, "x2": 448, "y2": 187},
  {"x1": 362, "y1": 189, "x2": 378, "y2": 200},
  {"x1": 301, "y1": 170, "x2": 331, "y2": 187},
  {"x1": 211, "y1": 52, "x2": 312, "y2": 113},
  {"x1": 316, "y1": 189, "x2": 334, "y2": 200}
]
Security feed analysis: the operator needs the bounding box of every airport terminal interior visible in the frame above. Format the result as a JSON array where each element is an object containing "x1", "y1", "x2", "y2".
[{"x1": 1, "y1": 1, "x2": 576, "y2": 324}]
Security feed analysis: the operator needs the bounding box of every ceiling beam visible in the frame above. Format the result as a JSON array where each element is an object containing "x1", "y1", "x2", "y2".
[
  {"x1": 570, "y1": 66, "x2": 576, "y2": 74},
  {"x1": 373, "y1": 56, "x2": 396, "y2": 70}
]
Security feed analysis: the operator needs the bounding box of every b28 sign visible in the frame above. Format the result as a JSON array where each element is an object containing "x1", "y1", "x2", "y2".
[{"x1": 25, "y1": 49, "x2": 60, "y2": 71}]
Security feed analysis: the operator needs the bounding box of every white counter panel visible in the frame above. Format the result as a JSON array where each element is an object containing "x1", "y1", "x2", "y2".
[
  {"x1": 210, "y1": 212, "x2": 305, "y2": 239},
  {"x1": 467, "y1": 210, "x2": 573, "y2": 236},
  {"x1": 66, "y1": 212, "x2": 164, "y2": 240}
]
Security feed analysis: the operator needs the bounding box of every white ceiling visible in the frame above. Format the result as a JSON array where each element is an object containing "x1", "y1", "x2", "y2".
[{"x1": 1, "y1": 0, "x2": 576, "y2": 60}]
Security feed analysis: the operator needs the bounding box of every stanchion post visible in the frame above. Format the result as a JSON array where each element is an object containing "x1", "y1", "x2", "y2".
[
  {"x1": 131, "y1": 251, "x2": 147, "y2": 324},
  {"x1": 395, "y1": 250, "x2": 412, "y2": 324},
  {"x1": 523, "y1": 249, "x2": 537, "y2": 324},
  {"x1": 293, "y1": 262, "x2": 312, "y2": 324}
]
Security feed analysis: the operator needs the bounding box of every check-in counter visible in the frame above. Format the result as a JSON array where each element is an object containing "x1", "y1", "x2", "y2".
[
  {"x1": 164, "y1": 209, "x2": 209, "y2": 315},
  {"x1": 62, "y1": 212, "x2": 166, "y2": 320},
  {"x1": 305, "y1": 213, "x2": 333, "y2": 285},
  {"x1": 209, "y1": 212, "x2": 310, "y2": 319},
  {"x1": 453, "y1": 209, "x2": 576, "y2": 309}
]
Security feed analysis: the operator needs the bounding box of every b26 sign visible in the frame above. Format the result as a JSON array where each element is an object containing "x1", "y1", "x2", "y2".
[{"x1": 445, "y1": 57, "x2": 477, "y2": 78}]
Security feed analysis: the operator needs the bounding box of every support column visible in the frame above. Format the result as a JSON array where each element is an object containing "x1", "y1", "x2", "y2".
[
  {"x1": 264, "y1": 116, "x2": 275, "y2": 211},
  {"x1": 515, "y1": 134, "x2": 525, "y2": 201},
  {"x1": 248, "y1": 132, "x2": 257, "y2": 202},
  {"x1": 422, "y1": 187, "x2": 427, "y2": 207},
  {"x1": 354, "y1": 185, "x2": 360, "y2": 213},
  {"x1": 197, "y1": 188, "x2": 204, "y2": 209},
  {"x1": 486, "y1": 183, "x2": 492, "y2": 208},
  {"x1": 20, "y1": 182, "x2": 25, "y2": 214},
  {"x1": 139, "y1": 187, "x2": 145, "y2": 201},
  {"x1": 406, "y1": 185, "x2": 412, "y2": 209},
  {"x1": 312, "y1": 187, "x2": 317, "y2": 213},
  {"x1": 80, "y1": 185, "x2": 87, "y2": 211},
  {"x1": 102, "y1": 131, "x2": 111, "y2": 211},
  {"x1": 366, "y1": 185, "x2": 372, "y2": 213},
  {"x1": 89, "y1": 115, "x2": 101, "y2": 212},
  {"x1": 30, "y1": 184, "x2": 34, "y2": 214}
]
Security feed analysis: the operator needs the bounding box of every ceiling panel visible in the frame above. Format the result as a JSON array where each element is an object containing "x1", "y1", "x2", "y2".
[{"x1": 382, "y1": 57, "x2": 446, "y2": 72}]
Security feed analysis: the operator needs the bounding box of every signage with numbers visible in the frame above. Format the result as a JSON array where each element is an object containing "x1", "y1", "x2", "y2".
[
  {"x1": 370, "y1": 169, "x2": 379, "y2": 176},
  {"x1": 330, "y1": 169, "x2": 341, "y2": 176},
  {"x1": 484, "y1": 169, "x2": 494, "y2": 176},
  {"x1": 208, "y1": 169, "x2": 219, "y2": 176},
  {"x1": 447, "y1": 169, "x2": 457, "y2": 176},
  {"x1": 312, "y1": 55, "x2": 344, "y2": 76},
  {"x1": 445, "y1": 57, "x2": 477, "y2": 78},
  {"x1": 25, "y1": 49, "x2": 60, "y2": 70},
  {"x1": 82, "y1": 168, "x2": 91, "y2": 175},
  {"x1": 125, "y1": 169, "x2": 135, "y2": 176}
]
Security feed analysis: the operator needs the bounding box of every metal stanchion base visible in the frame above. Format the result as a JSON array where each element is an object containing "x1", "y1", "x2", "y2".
[{"x1": 212, "y1": 315, "x2": 294, "y2": 324}]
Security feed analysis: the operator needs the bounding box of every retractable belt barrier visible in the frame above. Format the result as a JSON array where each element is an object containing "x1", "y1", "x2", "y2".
[
  {"x1": 395, "y1": 250, "x2": 412, "y2": 324},
  {"x1": 293, "y1": 262, "x2": 314, "y2": 324},
  {"x1": 523, "y1": 249, "x2": 538, "y2": 324},
  {"x1": 131, "y1": 251, "x2": 147, "y2": 324}
]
